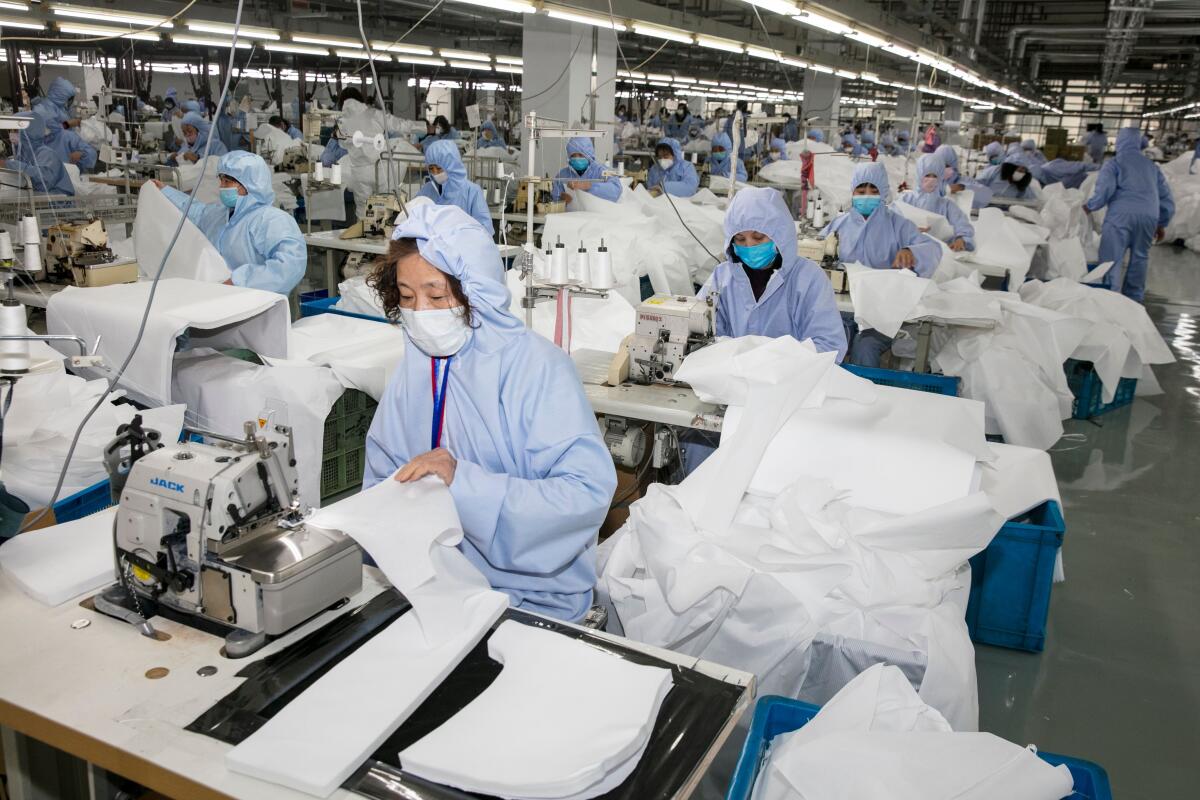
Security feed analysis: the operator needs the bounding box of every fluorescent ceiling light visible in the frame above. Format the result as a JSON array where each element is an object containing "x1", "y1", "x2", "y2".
[
  {"x1": 544, "y1": 5, "x2": 628, "y2": 30},
  {"x1": 807, "y1": 63, "x2": 834, "y2": 74},
  {"x1": 440, "y1": 49, "x2": 490, "y2": 62},
  {"x1": 632, "y1": 23, "x2": 692, "y2": 44},
  {"x1": 293, "y1": 34, "x2": 363, "y2": 48},
  {"x1": 740, "y1": 0, "x2": 800, "y2": 14},
  {"x1": 674, "y1": 76, "x2": 696, "y2": 83},
  {"x1": 780, "y1": 56, "x2": 807, "y2": 68},
  {"x1": 834, "y1": 69, "x2": 857, "y2": 79},
  {"x1": 696, "y1": 35, "x2": 743, "y2": 53},
  {"x1": 792, "y1": 10, "x2": 852, "y2": 35},
  {"x1": 0, "y1": 14, "x2": 40, "y2": 29},
  {"x1": 846, "y1": 28, "x2": 887, "y2": 48},
  {"x1": 881, "y1": 41, "x2": 917, "y2": 59},
  {"x1": 370, "y1": 41, "x2": 434, "y2": 55},
  {"x1": 186, "y1": 21, "x2": 280, "y2": 40},
  {"x1": 696, "y1": 79, "x2": 719, "y2": 86},
  {"x1": 264, "y1": 43, "x2": 330, "y2": 55},
  {"x1": 447, "y1": 0, "x2": 535, "y2": 11},
  {"x1": 393, "y1": 55, "x2": 445, "y2": 66},
  {"x1": 495, "y1": 55, "x2": 522, "y2": 65},
  {"x1": 447, "y1": 60, "x2": 492, "y2": 70},
  {"x1": 52, "y1": 4, "x2": 172, "y2": 27},
  {"x1": 745, "y1": 45, "x2": 778, "y2": 60},
  {"x1": 171, "y1": 34, "x2": 252, "y2": 49},
  {"x1": 58, "y1": 22, "x2": 160, "y2": 40},
  {"x1": 0, "y1": 2, "x2": 28, "y2": 11},
  {"x1": 336, "y1": 49, "x2": 390, "y2": 61},
  {"x1": 647, "y1": 72, "x2": 672, "y2": 81},
  {"x1": 494, "y1": 64, "x2": 522, "y2": 74}
]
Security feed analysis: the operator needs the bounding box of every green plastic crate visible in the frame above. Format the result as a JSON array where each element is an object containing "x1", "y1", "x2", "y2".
[{"x1": 320, "y1": 390, "x2": 378, "y2": 500}]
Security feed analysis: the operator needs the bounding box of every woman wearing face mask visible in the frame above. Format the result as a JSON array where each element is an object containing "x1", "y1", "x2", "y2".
[
  {"x1": 761, "y1": 134, "x2": 788, "y2": 164},
  {"x1": 645, "y1": 137, "x2": 698, "y2": 198},
  {"x1": 822, "y1": 162, "x2": 941, "y2": 367},
  {"x1": 700, "y1": 187, "x2": 846, "y2": 358},
  {"x1": 41, "y1": 109, "x2": 97, "y2": 173},
  {"x1": 897, "y1": 152, "x2": 975, "y2": 252},
  {"x1": 416, "y1": 140, "x2": 493, "y2": 232},
  {"x1": 708, "y1": 132, "x2": 747, "y2": 182},
  {"x1": 476, "y1": 120, "x2": 506, "y2": 150},
  {"x1": 420, "y1": 115, "x2": 460, "y2": 150},
  {"x1": 166, "y1": 111, "x2": 227, "y2": 166},
  {"x1": 975, "y1": 155, "x2": 1040, "y2": 203},
  {"x1": 363, "y1": 204, "x2": 617, "y2": 622},
  {"x1": 934, "y1": 144, "x2": 992, "y2": 209},
  {"x1": 664, "y1": 103, "x2": 692, "y2": 144},
  {"x1": 0, "y1": 109, "x2": 74, "y2": 195},
  {"x1": 550, "y1": 136, "x2": 621, "y2": 208},
  {"x1": 150, "y1": 151, "x2": 306, "y2": 295}
]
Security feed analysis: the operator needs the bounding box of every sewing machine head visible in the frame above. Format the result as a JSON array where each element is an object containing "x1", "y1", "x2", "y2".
[
  {"x1": 100, "y1": 421, "x2": 362, "y2": 657},
  {"x1": 797, "y1": 234, "x2": 848, "y2": 293},
  {"x1": 628, "y1": 294, "x2": 715, "y2": 385}
]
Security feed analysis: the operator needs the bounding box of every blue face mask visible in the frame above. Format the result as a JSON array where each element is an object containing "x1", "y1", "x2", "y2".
[
  {"x1": 568, "y1": 156, "x2": 590, "y2": 173},
  {"x1": 711, "y1": 151, "x2": 728, "y2": 163},
  {"x1": 219, "y1": 187, "x2": 240, "y2": 208},
  {"x1": 989, "y1": 157, "x2": 1002, "y2": 165},
  {"x1": 733, "y1": 240, "x2": 777, "y2": 270},
  {"x1": 852, "y1": 195, "x2": 882, "y2": 217}
]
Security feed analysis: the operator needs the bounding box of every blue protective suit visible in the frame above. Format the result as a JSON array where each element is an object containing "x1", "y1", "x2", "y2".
[
  {"x1": 898, "y1": 153, "x2": 975, "y2": 250},
  {"x1": 647, "y1": 113, "x2": 666, "y2": 130},
  {"x1": 761, "y1": 135, "x2": 788, "y2": 163},
  {"x1": 1020, "y1": 139, "x2": 1047, "y2": 166},
  {"x1": 935, "y1": 144, "x2": 993, "y2": 209},
  {"x1": 363, "y1": 204, "x2": 617, "y2": 621},
  {"x1": 421, "y1": 127, "x2": 460, "y2": 147},
  {"x1": 168, "y1": 112, "x2": 227, "y2": 165},
  {"x1": 551, "y1": 136, "x2": 621, "y2": 205},
  {"x1": 162, "y1": 89, "x2": 178, "y2": 123},
  {"x1": 1032, "y1": 159, "x2": 1098, "y2": 190},
  {"x1": 42, "y1": 77, "x2": 76, "y2": 128},
  {"x1": 709, "y1": 132, "x2": 747, "y2": 181},
  {"x1": 646, "y1": 137, "x2": 699, "y2": 198},
  {"x1": 699, "y1": 187, "x2": 846, "y2": 359},
  {"x1": 983, "y1": 141, "x2": 1004, "y2": 165},
  {"x1": 5, "y1": 110, "x2": 73, "y2": 195},
  {"x1": 287, "y1": 125, "x2": 302, "y2": 140},
  {"x1": 781, "y1": 118, "x2": 799, "y2": 142},
  {"x1": 895, "y1": 131, "x2": 911, "y2": 154},
  {"x1": 1083, "y1": 130, "x2": 1107, "y2": 163},
  {"x1": 807, "y1": 129, "x2": 825, "y2": 143},
  {"x1": 1085, "y1": 127, "x2": 1175, "y2": 302},
  {"x1": 320, "y1": 136, "x2": 348, "y2": 167},
  {"x1": 476, "y1": 120, "x2": 506, "y2": 150},
  {"x1": 216, "y1": 109, "x2": 249, "y2": 152},
  {"x1": 416, "y1": 140, "x2": 493, "y2": 232},
  {"x1": 841, "y1": 132, "x2": 865, "y2": 156},
  {"x1": 43, "y1": 118, "x2": 96, "y2": 173},
  {"x1": 976, "y1": 156, "x2": 1039, "y2": 202},
  {"x1": 161, "y1": 151, "x2": 306, "y2": 295},
  {"x1": 664, "y1": 111, "x2": 693, "y2": 143},
  {"x1": 181, "y1": 100, "x2": 204, "y2": 116}
]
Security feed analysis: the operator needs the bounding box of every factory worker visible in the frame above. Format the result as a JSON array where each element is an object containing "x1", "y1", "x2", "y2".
[
  {"x1": 421, "y1": 115, "x2": 459, "y2": 149},
  {"x1": 922, "y1": 124, "x2": 941, "y2": 153},
  {"x1": 935, "y1": 144, "x2": 993, "y2": 208},
  {"x1": 781, "y1": 112, "x2": 799, "y2": 142},
  {"x1": 646, "y1": 108, "x2": 666, "y2": 129},
  {"x1": 151, "y1": 151, "x2": 306, "y2": 295},
  {"x1": 898, "y1": 152, "x2": 974, "y2": 252},
  {"x1": 1020, "y1": 139, "x2": 1047, "y2": 166},
  {"x1": 895, "y1": 130, "x2": 911, "y2": 154},
  {"x1": 416, "y1": 140, "x2": 492, "y2": 232},
  {"x1": 38, "y1": 106, "x2": 97, "y2": 174},
  {"x1": 976, "y1": 155, "x2": 1039, "y2": 202},
  {"x1": 167, "y1": 111, "x2": 227, "y2": 165},
  {"x1": 709, "y1": 132, "x2": 747, "y2": 182},
  {"x1": 983, "y1": 141, "x2": 1004, "y2": 165},
  {"x1": 700, "y1": 187, "x2": 846, "y2": 359},
  {"x1": 40, "y1": 77, "x2": 79, "y2": 128},
  {"x1": 841, "y1": 131, "x2": 864, "y2": 157},
  {"x1": 363, "y1": 204, "x2": 617, "y2": 622},
  {"x1": 646, "y1": 137, "x2": 699, "y2": 198},
  {"x1": 1031, "y1": 159, "x2": 1099, "y2": 190},
  {"x1": 269, "y1": 115, "x2": 302, "y2": 140},
  {"x1": 664, "y1": 102, "x2": 693, "y2": 144},
  {"x1": 615, "y1": 104, "x2": 628, "y2": 124},
  {"x1": 1083, "y1": 125, "x2": 1107, "y2": 163},
  {"x1": 1190, "y1": 137, "x2": 1199, "y2": 174},
  {"x1": 0, "y1": 110, "x2": 74, "y2": 195},
  {"x1": 476, "y1": 120, "x2": 506, "y2": 150},
  {"x1": 551, "y1": 136, "x2": 621, "y2": 207},
  {"x1": 806, "y1": 128, "x2": 825, "y2": 144},
  {"x1": 216, "y1": 102, "x2": 249, "y2": 152},
  {"x1": 822, "y1": 162, "x2": 940, "y2": 367},
  {"x1": 1084, "y1": 126, "x2": 1174, "y2": 302},
  {"x1": 162, "y1": 89, "x2": 179, "y2": 123},
  {"x1": 861, "y1": 129, "x2": 876, "y2": 150},
  {"x1": 761, "y1": 135, "x2": 788, "y2": 164},
  {"x1": 181, "y1": 99, "x2": 204, "y2": 117}
]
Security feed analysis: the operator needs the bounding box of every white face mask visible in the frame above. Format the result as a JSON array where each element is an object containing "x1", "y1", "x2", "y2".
[
  {"x1": 658, "y1": 157, "x2": 674, "y2": 170},
  {"x1": 1013, "y1": 169, "x2": 1028, "y2": 181},
  {"x1": 432, "y1": 171, "x2": 448, "y2": 185},
  {"x1": 400, "y1": 307, "x2": 470, "y2": 357}
]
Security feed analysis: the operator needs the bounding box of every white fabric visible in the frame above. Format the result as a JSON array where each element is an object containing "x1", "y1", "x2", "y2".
[
  {"x1": 0, "y1": 509, "x2": 118, "y2": 606},
  {"x1": 134, "y1": 182, "x2": 232, "y2": 282},
  {"x1": 263, "y1": 313, "x2": 406, "y2": 401},
  {"x1": 845, "y1": 263, "x2": 931, "y2": 338},
  {"x1": 226, "y1": 478, "x2": 509, "y2": 797},
  {"x1": 504, "y1": 270, "x2": 635, "y2": 354},
  {"x1": 956, "y1": 209, "x2": 1037, "y2": 291},
  {"x1": 977, "y1": 443, "x2": 1062, "y2": 520},
  {"x1": 892, "y1": 200, "x2": 954, "y2": 241},
  {"x1": 333, "y1": 276, "x2": 386, "y2": 317},
  {"x1": 253, "y1": 123, "x2": 304, "y2": 166},
  {"x1": 400, "y1": 620, "x2": 673, "y2": 799},
  {"x1": 47, "y1": 279, "x2": 290, "y2": 405}
]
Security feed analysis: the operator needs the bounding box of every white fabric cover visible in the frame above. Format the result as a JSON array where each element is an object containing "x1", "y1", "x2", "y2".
[
  {"x1": 134, "y1": 182, "x2": 231, "y2": 282},
  {"x1": 0, "y1": 509, "x2": 118, "y2": 606},
  {"x1": 264, "y1": 313, "x2": 407, "y2": 401}
]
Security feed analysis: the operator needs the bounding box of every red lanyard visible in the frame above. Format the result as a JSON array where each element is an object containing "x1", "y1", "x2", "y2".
[{"x1": 430, "y1": 356, "x2": 451, "y2": 449}]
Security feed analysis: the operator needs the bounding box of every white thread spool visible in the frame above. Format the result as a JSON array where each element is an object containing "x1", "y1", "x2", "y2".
[
  {"x1": 591, "y1": 240, "x2": 614, "y2": 289},
  {"x1": 0, "y1": 300, "x2": 29, "y2": 374},
  {"x1": 314, "y1": 162, "x2": 325, "y2": 182},
  {"x1": 20, "y1": 216, "x2": 39, "y2": 245},
  {"x1": 805, "y1": 195, "x2": 816, "y2": 220},
  {"x1": 549, "y1": 238, "x2": 569, "y2": 285},
  {"x1": 20, "y1": 244, "x2": 40, "y2": 274},
  {"x1": 0, "y1": 231, "x2": 13, "y2": 262},
  {"x1": 575, "y1": 242, "x2": 590, "y2": 286},
  {"x1": 331, "y1": 164, "x2": 342, "y2": 185},
  {"x1": 812, "y1": 205, "x2": 826, "y2": 229},
  {"x1": 618, "y1": 161, "x2": 626, "y2": 176}
]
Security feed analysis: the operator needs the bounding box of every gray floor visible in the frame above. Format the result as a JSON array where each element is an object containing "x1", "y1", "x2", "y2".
[{"x1": 976, "y1": 243, "x2": 1200, "y2": 798}]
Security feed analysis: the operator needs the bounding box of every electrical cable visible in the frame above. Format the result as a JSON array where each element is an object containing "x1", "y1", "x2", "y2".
[
  {"x1": 0, "y1": 0, "x2": 200, "y2": 44},
  {"x1": 349, "y1": 0, "x2": 444, "y2": 78},
  {"x1": 659, "y1": 183, "x2": 721, "y2": 267},
  {"x1": 18, "y1": 0, "x2": 247, "y2": 533}
]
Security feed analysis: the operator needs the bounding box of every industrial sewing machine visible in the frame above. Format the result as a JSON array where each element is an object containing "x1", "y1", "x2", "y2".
[
  {"x1": 628, "y1": 294, "x2": 715, "y2": 385},
  {"x1": 45, "y1": 220, "x2": 138, "y2": 287},
  {"x1": 797, "y1": 233, "x2": 848, "y2": 294},
  {"x1": 95, "y1": 420, "x2": 363, "y2": 657},
  {"x1": 340, "y1": 193, "x2": 403, "y2": 241}
]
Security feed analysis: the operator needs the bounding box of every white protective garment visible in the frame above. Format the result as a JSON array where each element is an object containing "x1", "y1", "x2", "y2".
[
  {"x1": 753, "y1": 664, "x2": 1074, "y2": 800},
  {"x1": 954, "y1": 208, "x2": 1041, "y2": 290},
  {"x1": 263, "y1": 313, "x2": 407, "y2": 401},
  {"x1": 504, "y1": 270, "x2": 636, "y2": 354},
  {"x1": 134, "y1": 182, "x2": 232, "y2": 282},
  {"x1": 334, "y1": 275, "x2": 387, "y2": 318},
  {"x1": 226, "y1": 477, "x2": 509, "y2": 797},
  {"x1": 845, "y1": 263, "x2": 932, "y2": 338},
  {"x1": 47, "y1": 279, "x2": 290, "y2": 405},
  {"x1": 253, "y1": 123, "x2": 304, "y2": 166},
  {"x1": 400, "y1": 621, "x2": 673, "y2": 799},
  {"x1": 0, "y1": 509, "x2": 119, "y2": 606}
]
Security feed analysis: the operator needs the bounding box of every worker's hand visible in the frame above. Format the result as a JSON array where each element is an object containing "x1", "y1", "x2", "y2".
[
  {"x1": 892, "y1": 248, "x2": 916, "y2": 270},
  {"x1": 222, "y1": 278, "x2": 233, "y2": 286},
  {"x1": 561, "y1": 191, "x2": 572, "y2": 205},
  {"x1": 1155, "y1": 226, "x2": 1166, "y2": 243},
  {"x1": 394, "y1": 448, "x2": 457, "y2": 486},
  {"x1": 569, "y1": 180, "x2": 593, "y2": 191},
  {"x1": 67, "y1": 118, "x2": 81, "y2": 128},
  {"x1": 183, "y1": 151, "x2": 199, "y2": 163},
  {"x1": 150, "y1": 179, "x2": 165, "y2": 189},
  {"x1": 948, "y1": 183, "x2": 965, "y2": 194},
  {"x1": 648, "y1": 187, "x2": 662, "y2": 198},
  {"x1": 950, "y1": 238, "x2": 968, "y2": 252},
  {"x1": 917, "y1": 225, "x2": 930, "y2": 233},
  {"x1": 897, "y1": 181, "x2": 909, "y2": 192},
  {"x1": 68, "y1": 151, "x2": 83, "y2": 163}
]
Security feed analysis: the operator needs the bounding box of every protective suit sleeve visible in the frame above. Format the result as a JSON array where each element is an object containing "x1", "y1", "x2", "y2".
[
  {"x1": 321, "y1": 138, "x2": 347, "y2": 167},
  {"x1": 550, "y1": 167, "x2": 572, "y2": 202},
  {"x1": 465, "y1": 184, "x2": 493, "y2": 233},
  {"x1": 8, "y1": 150, "x2": 67, "y2": 194},
  {"x1": 664, "y1": 162, "x2": 699, "y2": 197},
  {"x1": 227, "y1": 213, "x2": 307, "y2": 295},
  {"x1": 798, "y1": 273, "x2": 848, "y2": 361},
  {"x1": 65, "y1": 131, "x2": 97, "y2": 171},
  {"x1": 416, "y1": 181, "x2": 439, "y2": 203},
  {"x1": 945, "y1": 201, "x2": 975, "y2": 249},
  {"x1": 160, "y1": 185, "x2": 220, "y2": 228},
  {"x1": 1155, "y1": 167, "x2": 1174, "y2": 227},
  {"x1": 586, "y1": 173, "x2": 622, "y2": 202},
  {"x1": 735, "y1": 159, "x2": 748, "y2": 182},
  {"x1": 1085, "y1": 160, "x2": 1119, "y2": 212},
  {"x1": 364, "y1": 377, "x2": 411, "y2": 488},
  {"x1": 898, "y1": 218, "x2": 942, "y2": 278},
  {"x1": 697, "y1": 269, "x2": 730, "y2": 337}
]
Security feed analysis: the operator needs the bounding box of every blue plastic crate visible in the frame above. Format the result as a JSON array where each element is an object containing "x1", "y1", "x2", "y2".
[
  {"x1": 728, "y1": 695, "x2": 1112, "y2": 800},
  {"x1": 1065, "y1": 358, "x2": 1136, "y2": 420},
  {"x1": 967, "y1": 500, "x2": 1065, "y2": 652},
  {"x1": 52, "y1": 479, "x2": 113, "y2": 524},
  {"x1": 299, "y1": 294, "x2": 389, "y2": 323},
  {"x1": 842, "y1": 363, "x2": 960, "y2": 397}
]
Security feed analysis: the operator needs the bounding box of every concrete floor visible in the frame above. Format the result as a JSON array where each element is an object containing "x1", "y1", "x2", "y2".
[{"x1": 976, "y1": 243, "x2": 1200, "y2": 797}]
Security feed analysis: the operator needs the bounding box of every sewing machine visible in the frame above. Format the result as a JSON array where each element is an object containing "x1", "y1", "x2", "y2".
[
  {"x1": 279, "y1": 147, "x2": 310, "y2": 173},
  {"x1": 339, "y1": 193, "x2": 402, "y2": 240},
  {"x1": 45, "y1": 220, "x2": 138, "y2": 287},
  {"x1": 627, "y1": 294, "x2": 715, "y2": 385},
  {"x1": 95, "y1": 421, "x2": 363, "y2": 657},
  {"x1": 797, "y1": 233, "x2": 848, "y2": 293}
]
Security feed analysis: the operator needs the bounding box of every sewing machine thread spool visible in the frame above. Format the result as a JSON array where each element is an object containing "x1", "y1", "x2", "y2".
[
  {"x1": 549, "y1": 237, "x2": 569, "y2": 285},
  {"x1": 314, "y1": 162, "x2": 325, "y2": 182},
  {"x1": 805, "y1": 195, "x2": 816, "y2": 220},
  {"x1": 20, "y1": 216, "x2": 39, "y2": 245},
  {"x1": 575, "y1": 242, "x2": 590, "y2": 285},
  {"x1": 20, "y1": 244, "x2": 40, "y2": 274},
  {"x1": 331, "y1": 164, "x2": 342, "y2": 185},
  {"x1": 591, "y1": 239, "x2": 614, "y2": 289},
  {"x1": 618, "y1": 161, "x2": 626, "y2": 176},
  {"x1": 0, "y1": 231, "x2": 13, "y2": 262},
  {"x1": 0, "y1": 300, "x2": 29, "y2": 374},
  {"x1": 812, "y1": 206, "x2": 825, "y2": 228}
]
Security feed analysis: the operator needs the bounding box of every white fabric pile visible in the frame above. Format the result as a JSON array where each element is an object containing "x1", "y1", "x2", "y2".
[
  {"x1": 934, "y1": 208, "x2": 1046, "y2": 290},
  {"x1": 753, "y1": 664, "x2": 1075, "y2": 800},
  {"x1": 265, "y1": 312, "x2": 407, "y2": 401},
  {"x1": 252, "y1": 122, "x2": 305, "y2": 166},
  {"x1": 599, "y1": 336, "x2": 1025, "y2": 731},
  {"x1": 1159, "y1": 152, "x2": 1200, "y2": 252}
]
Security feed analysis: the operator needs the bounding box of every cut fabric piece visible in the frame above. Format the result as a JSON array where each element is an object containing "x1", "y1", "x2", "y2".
[
  {"x1": 134, "y1": 182, "x2": 232, "y2": 282},
  {"x1": 0, "y1": 508, "x2": 118, "y2": 606},
  {"x1": 845, "y1": 262, "x2": 932, "y2": 338},
  {"x1": 399, "y1": 620, "x2": 673, "y2": 799},
  {"x1": 891, "y1": 200, "x2": 955, "y2": 242},
  {"x1": 263, "y1": 312, "x2": 406, "y2": 401}
]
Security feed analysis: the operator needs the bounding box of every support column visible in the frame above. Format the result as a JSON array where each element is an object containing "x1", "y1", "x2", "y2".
[
  {"x1": 943, "y1": 98, "x2": 964, "y2": 144},
  {"x1": 801, "y1": 70, "x2": 840, "y2": 141},
  {"x1": 521, "y1": 13, "x2": 616, "y2": 169}
]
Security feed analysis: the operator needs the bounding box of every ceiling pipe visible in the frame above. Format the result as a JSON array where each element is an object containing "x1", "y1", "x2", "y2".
[{"x1": 1010, "y1": 25, "x2": 1200, "y2": 61}]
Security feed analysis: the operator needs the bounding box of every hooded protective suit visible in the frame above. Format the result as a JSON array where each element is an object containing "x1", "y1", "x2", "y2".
[
  {"x1": 1031, "y1": 159, "x2": 1098, "y2": 190},
  {"x1": 708, "y1": 132, "x2": 748, "y2": 181},
  {"x1": 664, "y1": 108, "x2": 693, "y2": 143},
  {"x1": 162, "y1": 88, "x2": 178, "y2": 123},
  {"x1": 42, "y1": 77, "x2": 76, "y2": 127},
  {"x1": 476, "y1": 120, "x2": 506, "y2": 150},
  {"x1": 983, "y1": 141, "x2": 1004, "y2": 164},
  {"x1": 5, "y1": 110, "x2": 72, "y2": 195},
  {"x1": 1083, "y1": 129, "x2": 1107, "y2": 163},
  {"x1": 898, "y1": 152, "x2": 975, "y2": 249},
  {"x1": 416, "y1": 140, "x2": 492, "y2": 232},
  {"x1": 761, "y1": 135, "x2": 788, "y2": 163},
  {"x1": 169, "y1": 111, "x2": 227, "y2": 164},
  {"x1": 181, "y1": 99, "x2": 204, "y2": 116},
  {"x1": 161, "y1": 151, "x2": 306, "y2": 295},
  {"x1": 807, "y1": 129, "x2": 825, "y2": 143},
  {"x1": 551, "y1": 136, "x2": 621, "y2": 205},
  {"x1": 364, "y1": 204, "x2": 617, "y2": 621},
  {"x1": 841, "y1": 132, "x2": 865, "y2": 156},
  {"x1": 699, "y1": 187, "x2": 846, "y2": 359},
  {"x1": 42, "y1": 111, "x2": 96, "y2": 172},
  {"x1": 646, "y1": 137, "x2": 699, "y2": 197},
  {"x1": 1020, "y1": 139, "x2": 1047, "y2": 166},
  {"x1": 895, "y1": 130, "x2": 911, "y2": 154},
  {"x1": 975, "y1": 155, "x2": 1039, "y2": 201},
  {"x1": 934, "y1": 144, "x2": 993, "y2": 208},
  {"x1": 215, "y1": 106, "x2": 249, "y2": 152},
  {"x1": 1085, "y1": 126, "x2": 1175, "y2": 301}
]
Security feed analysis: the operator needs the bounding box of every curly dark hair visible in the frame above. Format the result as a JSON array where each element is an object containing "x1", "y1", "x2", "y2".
[{"x1": 367, "y1": 237, "x2": 474, "y2": 327}]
